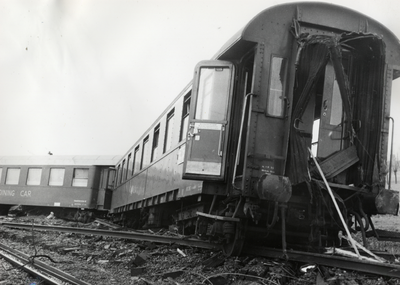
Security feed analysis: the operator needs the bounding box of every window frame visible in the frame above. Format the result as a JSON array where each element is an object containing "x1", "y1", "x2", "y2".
[
  {"x1": 266, "y1": 55, "x2": 287, "y2": 118},
  {"x1": 120, "y1": 159, "x2": 126, "y2": 183},
  {"x1": 26, "y1": 168, "x2": 42, "y2": 186},
  {"x1": 116, "y1": 164, "x2": 121, "y2": 186},
  {"x1": 126, "y1": 153, "x2": 132, "y2": 180},
  {"x1": 151, "y1": 124, "x2": 160, "y2": 162},
  {"x1": 72, "y1": 168, "x2": 89, "y2": 187},
  {"x1": 141, "y1": 136, "x2": 150, "y2": 170},
  {"x1": 164, "y1": 109, "x2": 175, "y2": 153},
  {"x1": 5, "y1": 168, "x2": 20, "y2": 185},
  {"x1": 132, "y1": 146, "x2": 139, "y2": 175},
  {"x1": 48, "y1": 168, "x2": 65, "y2": 186},
  {"x1": 180, "y1": 93, "x2": 191, "y2": 142},
  {"x1": 108, "y1": 169, "x2": 116, "y2": 189},
  {"x1": 194, "y1": 67, "x2": 231, "y2": 121}
]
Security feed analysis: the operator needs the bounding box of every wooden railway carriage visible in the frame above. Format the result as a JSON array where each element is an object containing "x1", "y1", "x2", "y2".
[
  {"x1": 111, "y1": 2, "x2": 400, "y2": 255},
  {"x1": 0, "y1": 156, "x2": 119, "y2": 218}
]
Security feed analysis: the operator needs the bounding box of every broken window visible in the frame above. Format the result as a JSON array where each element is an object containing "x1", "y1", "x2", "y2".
[{"x1": 267, "y1": 56, "x2": 287, "y2": 117}]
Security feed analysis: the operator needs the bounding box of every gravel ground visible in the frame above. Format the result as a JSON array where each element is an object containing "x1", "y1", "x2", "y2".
[{"x1": 1, "y1": 215, "x2": 400, "y2": 285}]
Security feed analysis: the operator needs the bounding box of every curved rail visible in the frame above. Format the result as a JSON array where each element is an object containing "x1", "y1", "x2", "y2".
[{"x1": 0, "y1": 242, "x2": 91, "y2": 285}]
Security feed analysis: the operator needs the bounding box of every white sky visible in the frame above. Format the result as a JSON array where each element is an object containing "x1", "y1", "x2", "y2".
[{"x1": 1, "y1": 0, "x2": 400, "y2": 156}]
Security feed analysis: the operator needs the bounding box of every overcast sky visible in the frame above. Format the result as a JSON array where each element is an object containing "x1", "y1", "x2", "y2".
[{"x1": 1, "y1": 0, "x2": 400, "y2": 157}]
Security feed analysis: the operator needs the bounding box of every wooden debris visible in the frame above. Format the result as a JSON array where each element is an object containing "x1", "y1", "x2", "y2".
[
  {"x1": 338, "y1": 231, "x2": 387, "y2": 263},
  {"x1": 309, "y1": 148, "x2": 361, "y2": 258},
  {"x1": 94, "y1": 218, "x2": 121, "y2": 229},
  {"x1": 177, "y1": 248, "x2": 186, "y2": 257},
  {"x1": 325, "y1": 247, "x2": 384, "y2": 263},
  {"x1": 61, "y1": 247, "x2": 80, "y2": 254}
]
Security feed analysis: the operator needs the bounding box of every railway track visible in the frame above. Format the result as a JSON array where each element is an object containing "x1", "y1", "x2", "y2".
[
  {"x1": 244, "y1": 246, "x2": 400, "y2": 279},
  {"x1": 1, "y1": 221, "x2": 221, "y2": 250},
  {"x1": 0, "y1": 242, "x2": 91, "y2": 285},
  {"x1": 3, "y1": 221, "x2": 400, "y2": 279}
]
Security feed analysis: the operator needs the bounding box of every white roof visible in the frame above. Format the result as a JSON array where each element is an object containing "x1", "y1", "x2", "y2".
[{"x1": 0, "y1": 155, "x2": 122, "y2": 166}]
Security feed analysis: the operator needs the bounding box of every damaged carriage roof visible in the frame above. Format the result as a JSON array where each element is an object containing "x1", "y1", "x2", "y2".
[{"x1": 212, "y1": 2, "x2": 400, "y2": 78}]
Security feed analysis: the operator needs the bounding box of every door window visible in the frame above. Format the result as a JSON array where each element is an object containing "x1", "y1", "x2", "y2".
[{"x1": 195, "y1": 67, "x2": 231, "y2": 121}]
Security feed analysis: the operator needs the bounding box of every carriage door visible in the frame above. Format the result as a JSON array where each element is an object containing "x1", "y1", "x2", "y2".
[
  {"x1": 317, "y1": 61, "x2": 343, "y2": 158},
  {"x1": 183, "y1": 61, "x2": 235, "y2": 180}
]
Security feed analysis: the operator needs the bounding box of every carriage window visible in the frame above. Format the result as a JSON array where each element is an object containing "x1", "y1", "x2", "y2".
[
  {"x1": 164, "y1": 110, "x2": 175, "y2": 153},
  {"x1": 49, "y1": 168, "x2": 65, "y2": 186},
  {"x1": 108, "y1": 169, "x2": 116, "y2": 189},
  {"x1": 141, "y1": 136, "x2": 150, "y2": 169},
  {"x1": 72, "y1": 168, "x2": 89, "y2": 187},
  {"x1": 180, "y1": 93, "x2": 191, "y2": 141},
  {"x1": 116, "y1": 164, "x2": 121, "y2": 186},
  {"x1": 267, "y1": 56, "x2": 286, "y2": 117},
  {"x1": 27, "y1": 168, "x2": 42, "y2": 185},
  {"x1": 101, "y1": 169, "x2": 107, "y2": 189},
  {"x1": 6, "y1": 168, "x2": 20, "y2": 185},
  {"x1": 132, "y1": 146, "x2": 139, "y2": 174},
  {"x1": 195, "y1": 67, "x2": 230, "y2": 120},
  {"x1": 151, "y1": 124, "x2": 160, "y2": 162},
  {"x1": 120, "y1": 159, "x2": 126, "y2": 183},
  {"x1": 126, "y1": 154, "x2": 132, "y2": 180}
]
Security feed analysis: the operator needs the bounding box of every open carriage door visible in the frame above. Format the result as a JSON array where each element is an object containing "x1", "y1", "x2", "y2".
[
  {"x1": 183, "y1": 61, "x2": 235, "y2": 180},
  {"x1": 317, "y1": 61, "x2": 344, "y2": 158}
]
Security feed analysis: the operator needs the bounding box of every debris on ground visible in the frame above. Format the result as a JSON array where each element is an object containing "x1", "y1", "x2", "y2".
[{"x1": 1, "y1": 214, "x2": 400, "y2": 284}]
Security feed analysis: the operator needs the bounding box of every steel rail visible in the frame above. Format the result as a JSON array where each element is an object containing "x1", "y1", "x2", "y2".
[
  {"x1": 0, "y1": 246, "x2": 61, "y2": 285},
  {"x1": 0, "y1": 243, "x2": 91, "y2": 285},
  {"x1": 1, "y1": 222, "x2": 221, "y2": 250},
  {"x1": 6, "y1": 222, "x2": 400, "y2": 278},
  {"x1": 244, "y1": 245, "x2": 400, "y2": 279}
]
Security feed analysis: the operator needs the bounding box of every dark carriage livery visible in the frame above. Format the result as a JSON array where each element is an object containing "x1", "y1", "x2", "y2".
[
  {"x1": 0, "y1": 156, "x2": 119, "y2": 218},
  {"x1": 111, "y1": 2, "x2": 400, "y2": 254}
]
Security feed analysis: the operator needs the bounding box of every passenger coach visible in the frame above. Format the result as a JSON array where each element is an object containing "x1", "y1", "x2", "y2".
[
  {"x1": 112, "y1": 2, "x2": 400, "y2": 255},
  {"x1": 0, "y1": 156, "x2": 120, "y2": 217}
]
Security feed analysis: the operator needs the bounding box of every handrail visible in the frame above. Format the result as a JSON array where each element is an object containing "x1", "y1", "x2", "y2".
[
  {"x1": 232, "y1": 93, "x2": 256, "y2": 190},
  {"x1": 387, "y1": 116, "x2": 395, "y2": 190}
]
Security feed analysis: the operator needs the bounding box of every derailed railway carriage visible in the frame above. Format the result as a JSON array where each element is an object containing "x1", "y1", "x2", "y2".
[{"x1": 112, "y1": 2, "x2": 400, "y2": 255}]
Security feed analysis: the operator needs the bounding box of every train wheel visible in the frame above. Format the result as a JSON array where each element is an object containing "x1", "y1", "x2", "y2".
[{"x1": 222, "y1": 220, "x2": 247, "y2": 256}]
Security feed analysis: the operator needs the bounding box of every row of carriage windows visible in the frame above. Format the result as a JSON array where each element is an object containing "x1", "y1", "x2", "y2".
[
  {"x1": 0, "y1": 167, "x2": 89, "y2": 187},
  {"x1": 116, "y1": 93, "x2": 191, "y2": 185}
]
